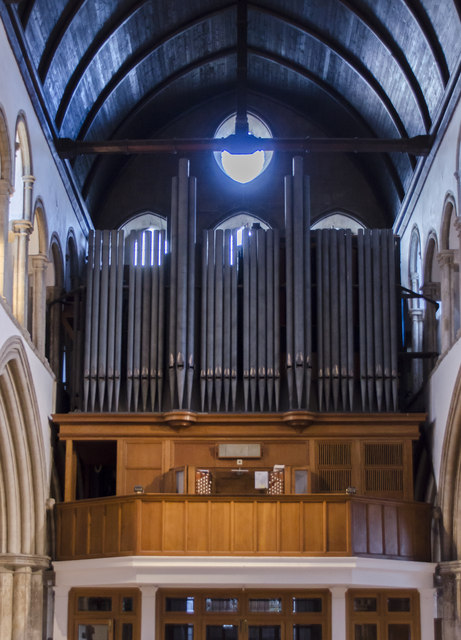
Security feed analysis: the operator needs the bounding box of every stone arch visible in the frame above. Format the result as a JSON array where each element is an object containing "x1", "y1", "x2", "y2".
[
  {"x1": 46, "y1": 234, "x2": 65, "y2": 380},
  {"x1": 407, "y1": 225, "x2": 424, "y2": 393},
  {"x1": 422, "y1": 231, "x2": 441, "y2": 372},
  {"x1": 28, "y1": 199, "x2": 49, "y2": 354},
  {"x1": 438, "y1": 195, "x2": 460, "y2": 349},
  {"x1": 0, "y1": 336, "x2": 47, "y2": 555},
  {"x1": 65, "y1": 228, "x2": 80, "y2": 292},
  {"x1": 438, "y1": 364, "x2": 461, "y2": 560},
  {"x1": 9, "y1": 113, "x2": 33, "y2": 221},
  {"x1": 9, "y1": 115, "x2": 34, "y2": 324}
]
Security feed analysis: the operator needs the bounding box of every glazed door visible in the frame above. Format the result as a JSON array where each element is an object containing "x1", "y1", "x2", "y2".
[{"x1": 159, "y1": 591, "x2": 330, "y2": 640}]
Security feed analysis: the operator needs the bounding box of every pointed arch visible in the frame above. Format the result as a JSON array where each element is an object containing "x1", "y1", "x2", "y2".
[
  {"x1": 28, "y1": 199, "x2": 49, "y2": 353},
  {"x1": 438, "y1": 364, "x2": 461, "y2": 560},
  {"x1": 0, "y1": 336, "x2": 48, "y2": 555}
]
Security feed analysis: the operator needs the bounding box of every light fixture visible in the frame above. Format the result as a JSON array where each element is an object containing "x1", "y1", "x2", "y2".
[{"x1": 133, "y1": 485, "x2": 144, "y2": 494}]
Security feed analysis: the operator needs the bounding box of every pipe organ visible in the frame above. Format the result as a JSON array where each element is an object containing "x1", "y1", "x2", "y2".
[{"x1": 79, "y1": 158, "x2": 401, "y2": 413}]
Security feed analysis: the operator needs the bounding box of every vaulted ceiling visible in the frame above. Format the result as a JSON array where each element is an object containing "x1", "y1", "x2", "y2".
[{"x1": 3, "y1": 0, "x2": 461, "y2": 228}]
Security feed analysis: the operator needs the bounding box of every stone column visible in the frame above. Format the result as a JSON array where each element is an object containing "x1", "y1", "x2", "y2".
[
  {"x1": 0, "y1": 556, "x2": 49, "y2": 640},
  {"x1": 141, "y1": 586, "x2": 157, "y2": 640},
  {"x1": 0, "y1": 178, "x2": 12, "y2": 297},
  {"x1": 21, "y1": 175, "x2": 35, "y2": 222},
  {"x1": 12, "y1": 566, "x2": 32, "y2": 640},
  {"x1": 330, "y1": 586, "x2": 347, "y2": 640},
  {"x1": 409, "y1": 271, "x2": 424, "y2": 392},
  {"x1": 10, "y1": 219, "x2": 33, "y2": 326},
  {"x1": 437, "y1": 561, "x2": 461, "y2": 640},
  {"x1": 30, "y1": 254, "x2": 49, "y2": 355},
  {"x1": 0, "y1": 567, "x2": 14, "y2": 639},
  {"x1": 437, "y1": 250, "x2": 456, "y2": 353}
]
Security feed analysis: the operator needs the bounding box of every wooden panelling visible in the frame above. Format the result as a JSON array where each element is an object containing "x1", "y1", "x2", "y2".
[
  {"x1": 280, "y1": 502, "x2": 301, "y2": 552},
  {"x1": 303, "y1": 501, "x2": 325, "y2": 552},
  {"x1": 210, "y1": 501, "x2": 231, "y2": 551},
  {"x1": 187, "y1": 501, "x2": 209, "y2": 551},
  {"x1": 326, "y1": 501, "x2": 349, "y2": 552},
  {"x1": 125, "y1": 441, "x2": 163, "y2": 467},
  {"x1": 140, "y1": 501, "x2": 163, "y2": 552},
  {"x1": 383, "y1": 504, "x2": 399, "y2": 556},
  {"x1": 163, "y1": 502, "x2": 186, "y2": 551},
  {"x1": 233, "y1": 501, "x2": 256, "y2": 552},
  {"x1": 256, "y1": 501, "x2": 278, "y2": 551},
  {"x1": 56, "y1": 495, "x2": 431, "y2": 561}
]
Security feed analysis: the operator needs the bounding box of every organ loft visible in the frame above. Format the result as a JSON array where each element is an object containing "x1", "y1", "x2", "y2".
[{"x1": 3, "y1": 2, "x2": 461, "y2": 639}]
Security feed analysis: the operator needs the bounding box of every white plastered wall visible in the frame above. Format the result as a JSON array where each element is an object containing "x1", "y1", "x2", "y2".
[
  {"x1": 0, "y1": 18, "x2": 90, "y2": 483},
  {"x1": 397, "y1": 91, "x2": 461, "y2": 489}
]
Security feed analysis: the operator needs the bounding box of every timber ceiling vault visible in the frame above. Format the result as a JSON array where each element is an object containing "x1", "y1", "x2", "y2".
[{"x1": 3, "y1": 0, "x2": 461, "y2": 228}]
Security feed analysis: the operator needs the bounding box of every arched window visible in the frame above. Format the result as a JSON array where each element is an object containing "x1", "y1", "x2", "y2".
[
  {"x1": 311, "y1": 211, "x2": 366, "y2": 232},
  {"x1": 215, "y1": 212, "x2": 270, "y2": 246},
  {"x1": 119, "y1": 211, "x2": 167, "y2": 265},
  {"x1": 213, "y1": 112, "x2": 273, "y2": 183}
]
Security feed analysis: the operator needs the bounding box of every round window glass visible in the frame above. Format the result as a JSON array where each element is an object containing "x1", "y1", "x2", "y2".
[{"x1": 214, "y1": 113, "x2": 273, "y2": 183}]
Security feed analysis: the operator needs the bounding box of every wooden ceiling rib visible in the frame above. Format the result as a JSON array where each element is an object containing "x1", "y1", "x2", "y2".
[
  {"x1": 250, "y1": 8, "x2": 415, "y2": 139},
  {"x1": 54, "y1": 3, "x2": 235, "y2": 131},
  {"x1": 402, "y1": 0, "x2": 449, "y2": 85},
  {"x1": 5, "y1": 0, "x2": 460, "y2": 225},
  {"x1": 37, "y1": 0, "x2": 85, "y2": 81}
]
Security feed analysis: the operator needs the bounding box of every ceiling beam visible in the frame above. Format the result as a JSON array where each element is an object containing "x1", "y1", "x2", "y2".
[{"x1": 56, "y1": 135, "x2": 432, "y2": 157}]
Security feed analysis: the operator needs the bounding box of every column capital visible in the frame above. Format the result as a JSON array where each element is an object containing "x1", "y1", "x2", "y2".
[
  {"x1": 422, "y1": 282, "x2": 441, "y2": 301},
  {"x1": 10, "y1": 219, "x2": 33, "y2": 236},
  {"x1": 437, "y1": 249, "x2": 455, "y2": 268},
  {"x1": 21, "y1": 174, "x2": 35, "y2": 185},
  {"x1": 30, "y1": 253, "x2": 49, "y2": 270}
]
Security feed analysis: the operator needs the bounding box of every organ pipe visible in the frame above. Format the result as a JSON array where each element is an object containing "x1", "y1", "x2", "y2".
[
  {"x1": 80, "y1": 159, "x2": 404, "y2": 414},
  {"x1": 284, "y1": 157, "x2": 311, "y2": 409}
]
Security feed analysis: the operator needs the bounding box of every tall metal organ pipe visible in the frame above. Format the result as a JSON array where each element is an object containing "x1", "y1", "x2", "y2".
[
  {"x1": 169, "y1": 158, "x2": 196, "y2": 410},
  {"x1": 284, "y1": 156, "x2": 311, "y2": 409}
]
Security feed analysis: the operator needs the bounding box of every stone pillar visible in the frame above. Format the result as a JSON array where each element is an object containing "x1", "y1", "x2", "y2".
[
  {"x1": 437, "y1": 250, "x2": 456, "y2": 353},
  {"x1": 141, "y1": 586, "x2": 157, "y2": 640},
  {"x1": 0, "y1": 178, "x2": 12, "y2": 297},
  {"x1": 409, "y1": 271, "x2": 424, "y2": 392},
  {"x1": 330, "y1": 587, "x2": 347, "y2": 640},
  {"x1": 21, "y1": 175, "x2": 35, "y2": 222},
  {"x1": 30, "y1": 254, "x2": 49, "y2": 355},
  {"x1": 10, "y1": 219, "x2": 33, "y2": 326},
  {"x1": 434, "y1": 561, "x2": 461, "y2": 640},
  {"x1": 421, "y1": 282, "x2": 440, "y2": 376},
  {"x1": 0, "y1": 567, "x2": 14, "y2": 639},
  {"x1": 0, "y1": 557, "x2": 48, "y2": 640},
  {"x1": 12, "y1": 566, "x2": 32, "y2": 640}
]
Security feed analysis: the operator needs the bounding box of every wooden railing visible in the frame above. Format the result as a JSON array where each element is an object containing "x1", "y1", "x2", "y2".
[{"x1": 55, "y1": 494, "x2": 432, "y2": 562}]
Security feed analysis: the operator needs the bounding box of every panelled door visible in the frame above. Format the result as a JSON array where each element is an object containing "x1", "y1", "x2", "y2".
[
  {"x1": 69, "y1": 589, "x2": 140, "y2": 640},
  {"x1": 159, "y1": 590, "x2": 330, "y2": 640}
]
